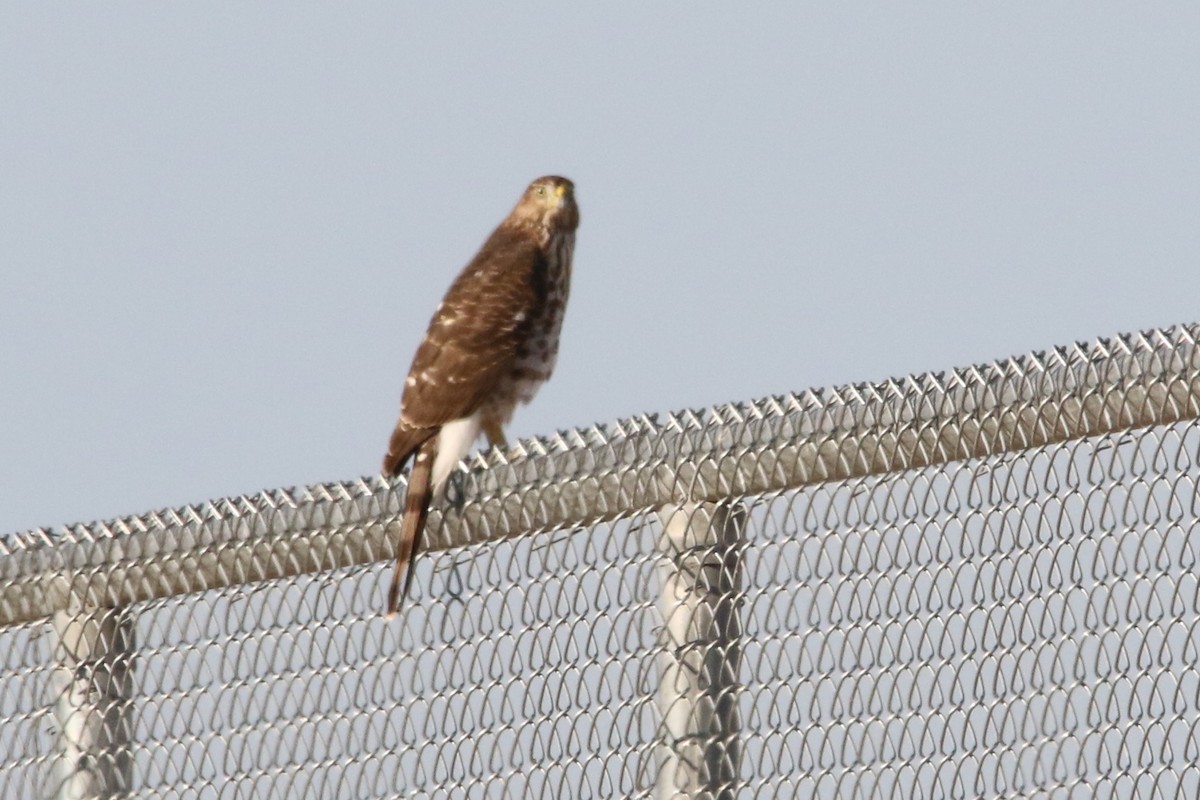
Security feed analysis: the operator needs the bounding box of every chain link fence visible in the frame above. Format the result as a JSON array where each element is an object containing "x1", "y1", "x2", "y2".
[{"x1": 2, "y1": 323, "x2": 1199, "y2": 799}]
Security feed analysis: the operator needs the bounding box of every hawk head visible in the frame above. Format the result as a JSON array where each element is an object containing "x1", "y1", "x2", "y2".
[{"x1": 510, "y1": 175, "x2": 579, "y2": 233}]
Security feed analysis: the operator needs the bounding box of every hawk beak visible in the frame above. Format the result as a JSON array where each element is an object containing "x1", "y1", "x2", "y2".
[{"x1": 555, "y1": 185, "x2": 567, "y2": 199}]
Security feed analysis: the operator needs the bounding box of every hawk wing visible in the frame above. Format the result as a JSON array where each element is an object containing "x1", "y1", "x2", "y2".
[{"x1": 383, "y1": 225, "x2": 548, "y2": 474}]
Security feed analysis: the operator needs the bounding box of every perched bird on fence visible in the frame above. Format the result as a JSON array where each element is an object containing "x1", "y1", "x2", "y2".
[{"x1": 381, "y1": 175, "x2": 579, "y2": 617}]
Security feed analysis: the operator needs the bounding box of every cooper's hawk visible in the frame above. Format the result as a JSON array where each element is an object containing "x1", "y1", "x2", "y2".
[{"x1": 382, "y1": 175, "x2": 579, "y2": 616}]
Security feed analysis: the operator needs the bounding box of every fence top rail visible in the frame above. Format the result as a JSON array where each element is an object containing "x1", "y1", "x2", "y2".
[{"x1": 2, "y1": 322, "x2": 1198, "y2": 627}]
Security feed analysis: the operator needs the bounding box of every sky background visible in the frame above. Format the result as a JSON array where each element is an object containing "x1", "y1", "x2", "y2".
[{"x1": 2, "y1": 5, "x2": 1198, "y2": 536}]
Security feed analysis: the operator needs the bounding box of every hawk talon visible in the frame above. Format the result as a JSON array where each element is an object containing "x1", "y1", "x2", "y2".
[{"x1": 444, "y1": 468, "x2": 469, "y2": 510}]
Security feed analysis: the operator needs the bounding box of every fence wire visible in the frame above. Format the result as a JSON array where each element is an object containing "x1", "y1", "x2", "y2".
[{"x1": 2, "y1": 323, "x2": 1199, "y2": 799}]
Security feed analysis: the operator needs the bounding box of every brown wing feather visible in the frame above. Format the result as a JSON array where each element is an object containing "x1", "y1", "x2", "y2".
[
  {"x1": 382, "y1": 225, "x2": 546, "y2": 475},
  {"x1": 398, "y1": 225, "x2": 549, "y2": 429},
  {"x1": 382, "y1": 425, "x2": 434, "y2": 477},
  {"x1": 385, "y1": 436, "x2": 437, "y2": 617}
]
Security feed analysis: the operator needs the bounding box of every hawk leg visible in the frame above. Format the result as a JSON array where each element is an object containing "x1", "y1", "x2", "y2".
[{"x1": 482, "y1": 418, "x2": 508, "y2": 448}]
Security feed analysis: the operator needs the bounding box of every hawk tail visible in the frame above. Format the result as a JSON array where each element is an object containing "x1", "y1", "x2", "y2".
[{"x1": 385, "y1": 436, "x2": 437, "y2": 617}]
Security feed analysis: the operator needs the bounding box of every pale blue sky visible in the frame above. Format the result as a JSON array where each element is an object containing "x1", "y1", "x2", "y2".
[{"x1": 2, "y1": 5, "x2": 1198, "y2": 535}]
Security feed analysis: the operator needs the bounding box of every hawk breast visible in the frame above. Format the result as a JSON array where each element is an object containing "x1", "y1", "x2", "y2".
[{"x1": 487, "y1": 229, "x2": 574, "y2": 419}]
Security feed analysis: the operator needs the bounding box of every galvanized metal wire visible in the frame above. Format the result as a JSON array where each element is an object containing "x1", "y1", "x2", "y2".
[{"x1": 1, "y1": 323, "x2": 1199, "y2": 798}]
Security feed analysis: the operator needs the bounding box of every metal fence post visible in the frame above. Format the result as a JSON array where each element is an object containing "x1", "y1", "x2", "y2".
[
  {"x1": 47, "y1": 606, "x2": 135, "y2": 800},
  {"x1": 655, "y1": 501, "x2": 743, "y2": 800}
]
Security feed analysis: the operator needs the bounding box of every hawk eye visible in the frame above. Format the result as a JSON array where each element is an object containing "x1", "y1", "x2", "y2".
[{"x1": 533, "y1": 186, "x2": 547, "y2": 196}]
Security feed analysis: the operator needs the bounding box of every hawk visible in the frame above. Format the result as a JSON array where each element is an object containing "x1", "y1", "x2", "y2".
[{"x1": 382, "y1": 175, "x2": 579, "y2": 616}]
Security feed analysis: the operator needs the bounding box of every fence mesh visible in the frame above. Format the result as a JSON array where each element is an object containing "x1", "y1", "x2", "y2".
[{"x1": 2, "y1": 323, "x2": 1199, "y2": 799}]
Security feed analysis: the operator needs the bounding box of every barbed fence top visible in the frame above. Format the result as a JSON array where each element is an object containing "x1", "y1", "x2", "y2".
[{"x1": 3, "y1": 322, "x2": 1197, "y2": 628}]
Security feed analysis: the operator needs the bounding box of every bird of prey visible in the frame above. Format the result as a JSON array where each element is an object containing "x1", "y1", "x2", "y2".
[{"x1": 382, "y1": 175, "x2": 579, "y2": 616}]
